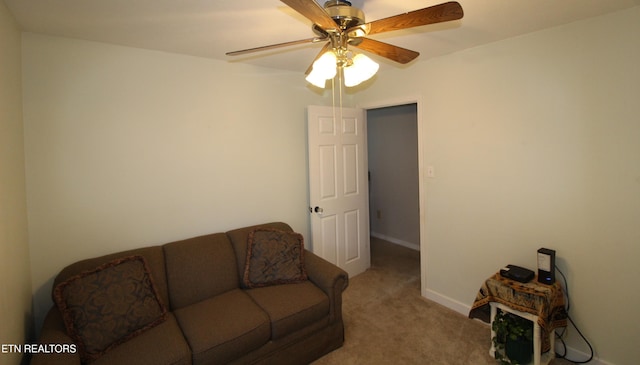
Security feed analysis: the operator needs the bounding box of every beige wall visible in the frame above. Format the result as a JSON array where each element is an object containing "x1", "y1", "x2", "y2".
[
  {"x1": 0, "y1": 2, "x2": 32, "y2": 365},
  {"x1": 22, "y1": 33, "x2": 323, "y2": 331},
  {"x1": 15, "y1": 5, "x2": 640, "y2": 365},
  {"x1": 356, "y1": 7, "x2": 640, "y2": 365}
]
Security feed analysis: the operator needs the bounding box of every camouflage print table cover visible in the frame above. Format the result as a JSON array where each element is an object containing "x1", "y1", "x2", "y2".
[{"x1": 469, "y1": 272, "x2": 568, "y2": 352}]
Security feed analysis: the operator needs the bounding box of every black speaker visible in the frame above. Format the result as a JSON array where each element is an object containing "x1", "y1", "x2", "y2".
[{"x1": 537, "y1": 248, "x2": 556, "y2": 284}]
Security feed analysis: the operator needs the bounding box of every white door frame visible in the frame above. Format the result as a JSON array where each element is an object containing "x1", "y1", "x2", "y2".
[{"x1": 357, "y1": 95, "x2": 428, "y2": 298}]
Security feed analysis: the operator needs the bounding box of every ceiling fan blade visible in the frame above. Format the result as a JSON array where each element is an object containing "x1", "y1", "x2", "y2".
[
  {"x1": 306, "y1": 42, "x2": 332, "y2": 75},
  {"x1": 281, "y1": 0, "x2": 340, "y2": 31},
  {"x1": 226, "y1": 37, "x2": 323, "y2": 56},
  {"x1": 352, "y1": 38, "x2": 419, "y2": 64},
  {"x1": 350, "y1": 1, "x2": 463, "y2": 36}
]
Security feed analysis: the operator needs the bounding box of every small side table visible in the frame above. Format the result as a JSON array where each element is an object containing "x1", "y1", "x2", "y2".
[{"x1": 469, "y1": 272, "x2": 568, "y2": 365}]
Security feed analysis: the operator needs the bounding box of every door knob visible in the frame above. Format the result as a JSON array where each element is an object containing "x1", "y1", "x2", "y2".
[{"x1": 314, "y1": 206, "x2": 323, "y2": 213}]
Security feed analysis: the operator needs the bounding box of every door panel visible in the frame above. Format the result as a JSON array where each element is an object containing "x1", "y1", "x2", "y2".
[
  {"x1": 343, "y1": 144, "x2": 358, "y2": 195},
  {"x1": 320, "y1": 214, "x2": 338, "y2": 264},
  {"x1": 319, "y1": 146, "x2": 337, "y2": 199},
  {"x1": 344, "y1": 209, "x2": 360, "y2": 262}
]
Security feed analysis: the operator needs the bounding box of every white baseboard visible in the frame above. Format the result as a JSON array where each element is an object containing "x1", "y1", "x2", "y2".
[
  {"x1": 370, "y1": 232, "x2": 420, "y2": 251},
  {"x1": 423, "y1": 288, "x2": 472, "y2": 317},
  {"x1": 422, "y1": 289, "x2": 613, "y2": 365},
  {"x1": 559, "y1": 346, "x2": 611, "y2": 365}
]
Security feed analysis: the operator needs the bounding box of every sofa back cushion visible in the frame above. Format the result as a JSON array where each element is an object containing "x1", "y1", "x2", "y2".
[
  {"x1": 225, "y1": 222, "x2": 293, "y2": 281},
  {"x1": 242, "y1": 228, "x2": 308, "y2": 288},
  {"x1": 163, "y1": 233, "x2": 239, "y2": 309},
  {"x1": 53, "y1": 246, "x2": 170, "y2": 309}
]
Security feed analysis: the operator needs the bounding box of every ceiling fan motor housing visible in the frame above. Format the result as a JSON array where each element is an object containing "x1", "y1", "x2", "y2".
[{"x1": 323, "y1": 0, "x2": 365, "y2": 30}]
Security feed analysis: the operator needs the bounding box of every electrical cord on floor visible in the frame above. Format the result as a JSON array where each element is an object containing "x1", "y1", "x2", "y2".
[{"x1": 554, "y1": 267, "x2": 595, "y2": 364}]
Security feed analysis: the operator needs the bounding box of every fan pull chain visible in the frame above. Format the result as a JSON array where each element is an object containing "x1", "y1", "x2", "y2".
[
  {"x1": 331, "y1": 74, "x2": 337, "y2": 127},
  {"x1": 330, "y1": 68, "x2": 344, "y2": 128},
  {"x1": 338, "y1": 66, "x2": 344, "y2": 115},
  {"x1": 330, "y1": 69, "x2": 345, "y2": 130}
]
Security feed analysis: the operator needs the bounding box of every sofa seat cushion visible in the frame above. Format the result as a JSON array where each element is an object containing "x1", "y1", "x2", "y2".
[
  {"x1": 246, "y1": 281, "x2": 330, "y2": 340},
  {"x1": 174, "y1": 289, "x2": 271, "y2": 365},
  {"x1": 91, "y1": 313, "x2": 191, "y2": 365}
]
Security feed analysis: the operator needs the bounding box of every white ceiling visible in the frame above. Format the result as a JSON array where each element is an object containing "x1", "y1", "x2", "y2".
[{"x1": 5, "y1": 0, "x2": 639, "y2": 73}]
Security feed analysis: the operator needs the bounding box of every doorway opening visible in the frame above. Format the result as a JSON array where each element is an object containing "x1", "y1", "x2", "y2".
[{"x1": 366, "y1": 103, "x2": 421, "y2": 273}]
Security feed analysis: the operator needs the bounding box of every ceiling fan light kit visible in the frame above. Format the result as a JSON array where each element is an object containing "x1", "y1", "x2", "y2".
[
  {"x1": 306, "y1": 49, "x2": 379, "y2": 88},
  {"x1": 343, "y1": 53, "x2": 379, "y2": 87},
  {"x1": 226, "y1": 0, "x2": 464, "y2": 89},
  {"x1": 305, "y1": 51, "x2": 337, "y2": 87}
]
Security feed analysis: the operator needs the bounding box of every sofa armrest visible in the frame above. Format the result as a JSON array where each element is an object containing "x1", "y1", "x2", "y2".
[
  {"x1": 30, "y1": 307, "x2": 81, "y2": 365},
  {"x1": 304, "y1": 250, "x2": 349, "y2": 322}
]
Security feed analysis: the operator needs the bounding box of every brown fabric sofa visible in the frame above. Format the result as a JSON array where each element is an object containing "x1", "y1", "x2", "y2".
[{"x1": 31, "y1": 222, "x2": 349, "y2": 365}]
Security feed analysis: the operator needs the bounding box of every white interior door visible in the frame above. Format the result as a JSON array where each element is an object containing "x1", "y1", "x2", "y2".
[{"x1": 307, "y1": 105, "x2": 370, "y2": 278}]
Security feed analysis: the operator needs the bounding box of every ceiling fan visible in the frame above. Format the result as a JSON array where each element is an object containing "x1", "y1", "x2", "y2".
[{"x1": 226, "y1": 0, "x2": 464, "y2": 87}]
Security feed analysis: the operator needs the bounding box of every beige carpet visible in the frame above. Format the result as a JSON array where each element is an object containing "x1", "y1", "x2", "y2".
[{"x1": 312, "y1": 237, "x2": 574, "y2": 365}]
